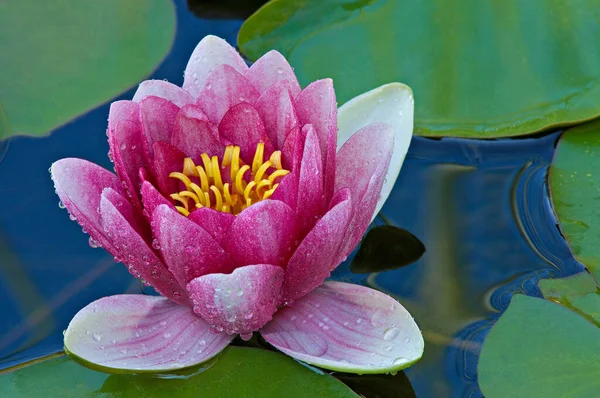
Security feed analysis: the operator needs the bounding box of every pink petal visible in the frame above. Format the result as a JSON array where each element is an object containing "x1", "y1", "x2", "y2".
[
  {"x1": 223, "y1": 200, "x2": 296, "y2": 267},
  {"x1": 270, "y1": 172, "x2": 298, "y2": 210},
  {"x1": 108, "y1": 101, "x2": 140, "y2": 132},
  {"x1": 64, "y1": 295, "x2": 233, "y2": 372},
  {"x1": 283, "y1": 188, "x2": 352, "y2": 302},
  {"x1": 334, "y1": 123, "x2": 394, "y2": 262},
  {"x1": 218, "y1": 103, "x2": 272, "y2": 161},
  {"x1": 261, "y1": 282, "x2": 424, "y2": 373},
  {"x1": 197, "y1": 64, "x2": 260, "y2": 123},
  {"x1": 132, "y1": 80, "x2": 194, "y2": 107},
  {"x1": 51, "y1": 158, "x2": 124, "y2": 255},
  {"x1": 152, "y1": 141, "x2": 186, "y2": 196},
  {"x1": 107, "y1": 120, "x2": 146, "y2": 209},
  {"x1": 171, "y1": 104, "x2": 223, "y2": 160},
  {"x1": 254, "y1": 80, "x2": 299, "y2": 149},
  {"x1": 281, "y1": 125, "x2": 300, "y2": 171},
  {"x1": 187, "y1": 264, "x2": 284, "y2": 335},
  {"x1": 334, "y1": 122, "x2": 394, "y2": 204},
  {"x1": 152, "y1": 205, "x2": 234, "y2": 288},
  {"x1": 183, "y1": 35, "x2": 249, "y2": 99},
  {"x1": 245, "y1": 50, "x2": 301, "y2": 99},
  {"x1": 295, "y1": 79, "x2": 337, "y2": 202},
  {"x1": 140, "y1": 96, "x2": 180, "y2": 159},
  {"x1": 140, "y1": 180, "x2": 174, "y2": 222},
  {"x1": 296, "y1": 125, "x2": 325, "y2": 236},
  {"x1": 100, "y1": 192, "x2": 187, "y2": 305},
  {"x1": 187, "y1": 207, "x2": 235, "y2": 243}
]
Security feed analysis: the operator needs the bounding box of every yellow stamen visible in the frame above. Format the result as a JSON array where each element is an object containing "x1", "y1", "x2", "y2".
[
  {"x1": 169, "y1": 172, "x2": 192, "y2": 189},
  {"x1": 269, "y1": 151, "x2": 283, "y2": 170},
  {"x1": 168, "y1": 143, "x2": 290, "y2": 216},
  {"x1": 252, "y1": 142, "x2": 265, "y2": 174}
]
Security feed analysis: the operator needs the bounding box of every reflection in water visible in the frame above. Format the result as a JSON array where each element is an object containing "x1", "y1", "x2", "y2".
[{"x1": 333, "y1": 132, "x2": 584, "y2": 397}]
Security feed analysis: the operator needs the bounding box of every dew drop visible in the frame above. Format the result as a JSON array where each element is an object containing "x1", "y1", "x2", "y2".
[
  {"x1": 120, "y1": 349, "x2": 128, "y2": 354},
  {"x1": 383, "y1": 327, "x2": 400, "y2": 341},
  {"x1": 152, "y1": 239, "x2": 161, "y2": 250},
  {"x1": 120, "y1": 143, "x2": 126, "y2": 150},
  {"x1": 356, "y1": 318, "x2": 363, "y2": 324},
  {"x1": 392, "y1": 357, "x2": 407, "y2": 366},
  {"x1": 370, "y1": 309, "x2": 386, "y2": 328},
  {"x1": 110, "y1": 339, "x2": 117, "y2": 344},
  {"x1": 58, "y1": 201, "x2": 65, "y2": 209},
  {"x1": 404, "y1": 337, "x2": 411, "y2": 344},
  {"x1": 384, "y1": 345, "x2": 393, "y2": 352},
  {"x1": 240, "y1": 332, "x2": 253, "y2": 341},
  {"x1": 160, "y1": 320, "x2": 167, "y2": 326},
  {"x1": 163, "y1": 332, "x2": 171, "y2": 339},
  {"x1": 244, "y1": 312, "x2": 254, "y2": 320},
  {"x1": 92, "y1": 333, "x2": 102, "y2": 342},
  {"x1": 276, "y1": 66, "x2": 284, "y2": 74}
]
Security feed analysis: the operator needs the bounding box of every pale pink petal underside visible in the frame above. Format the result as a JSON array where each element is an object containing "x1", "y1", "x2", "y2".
[
  {"x1": 245, "y1": 50, "x2": 301, "y2": 99},
  {"x1": 187, "y1": 264, "x2": 284, "y2": 335},
  {"x1": 51, "y1": 158, "x2": 124, "y2": 255},
  {"x1": 64, "y1": 295, "x2": 233, "y2": 372},
  {"x1": 283, "y1": 189, "x2": 352, "y2": 302},
  {"x1": 261, "y1": 282, "x2": 424, "y2": 374},
  {"x1": 183, "y1": 35, "x2": 248, "y2": 99},
  {"x1": 132, "y1": 80, "x2": 194, "y2": 107},
  {"x1": 197, "y1": 64, "x2": 260, "y2": 124},
  {"x1": 108, "y1": 101, "x2": 140, "y2": 132}
]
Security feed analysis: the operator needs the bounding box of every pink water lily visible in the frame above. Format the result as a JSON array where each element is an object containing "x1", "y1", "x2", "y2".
[{"x1": 52, "y1": 35, "x2": 422, "y2": 374}]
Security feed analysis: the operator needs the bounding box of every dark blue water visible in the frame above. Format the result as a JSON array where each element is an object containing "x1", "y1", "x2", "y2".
[{"x1": 0, "y1": 1, "x2": 584, "y2": 396}]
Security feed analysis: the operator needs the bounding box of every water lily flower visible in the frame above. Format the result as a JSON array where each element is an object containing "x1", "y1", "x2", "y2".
[{"x1": 51, "y1": 35, "x2": 423, "y2": 374}]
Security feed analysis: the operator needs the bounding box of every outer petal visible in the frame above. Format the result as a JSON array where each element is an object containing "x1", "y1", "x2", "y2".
[
  {"x1": 183, "y1": 35, "x2": 249, "y2": 99},
  {"x1": 140, "y1": 96, "x2": 180, "y2": 159},
  {"x1": 108, "y1": 120, "x2": 146, "y2": 209},
  {"x1": 197, "y1": 65, "x2": 260, "y2": 124},
  {"x1": 152, "y1": 205, "x2": 233, "y2": 288},
  {"x1": 51, "y1": 158, "x2": 124, "y2": 254},
  {"x1": 334, "y1": 123, "x2": 394, "y2": 261},
  {"x1": 295, "y1": 79, "x2": 337, "y2": 202},
  {"x1": 218, "y1": 103, "x2": 272, "y2": 161},
  {"x1": 254, "y1": 80, "x2": 299, "y2": 149},
  {"x1": 100, "y1": 192, "x2": 188, "y2": 305},
  {"x1": 108, "y1": 101, "x2": 140, "y2": 132},
  {"x1": 187, "y1": 207, "x2": 235, "y2": 243},
  {"x1": 132, "y1": 80, "x2": 194, "y2": 107},
  {"x1": 64, "y1": 295, "x2": 233, "y2": 372},
  {"x1": 261, "y1": 282, "x2": 424, "y2": 374},
  {"x1": 171, "y1": 104, "x2": 223, "y2": 160},
  {"x1": 283, "y1": 189, "x2": 352, "y2": 303},
  {"x1": 337, "y1": 83, "x2": 414, "y2": 217},
  {"x1": 245, "y1": 50, "x2": 301, "y2": 99},
  {"x1": 187, "y1": 264, "x2": 284, "y2": 335},
  {"x1": 223, "y1": 200, "x2": 297, "y2": 267}
]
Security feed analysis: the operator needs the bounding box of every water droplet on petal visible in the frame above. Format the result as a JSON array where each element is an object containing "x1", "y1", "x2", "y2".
[
  {"x1": 92, "y1": 333, "x2": 102, "y2": 342},
  {"x1": 392, "y1": 357, "x2": 407, "y2": 366},
  {"x1": 240, "y1": 332, "x2": 253, "y2": 341},
  {"x1": 276, "y1": 67, "x2": 284, "y2": 74},
  {"x1": 58, "y1": 201, "x2": 65, "y2": 209},
  {"x1": 404, "y1": 337, "x2": 411, "y2": 344},
  {"x1": 370, "y1": 309, "x2": 386, "y2": 327},
  {"x1": 383, "y1": 327, "x2": 400, "y2": 341},
  {"x1": 163, "y1": 332, "x2": 171, "y2": 339}
]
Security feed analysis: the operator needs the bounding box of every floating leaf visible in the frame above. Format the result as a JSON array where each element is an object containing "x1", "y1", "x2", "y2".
[
  {"x1": 539, "y1": 271, "x2": 597, "y2": 301},
  {"x1": 550, "y1": 120, "x2": 600, "y2": 282},
  {"x1": 239, "y1": 0, "x2": 600, "y2": 138},
  {"x1": 0, "y1": 347, "x2": 358, "y2": 397},
  {"x1": 0, "y1": 0, "x2": 175, "y2": 138},
  {"x1": 478, "y1": 294, "x2": 600, "y2": 398},
  {"x1": 351, "y1": 226, "x2": 425, "y2": 274}
]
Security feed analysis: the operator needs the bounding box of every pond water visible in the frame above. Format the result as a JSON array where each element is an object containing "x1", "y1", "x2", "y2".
[{"x1": 0, "y1": 1, "x2": 586, "y2": 397}]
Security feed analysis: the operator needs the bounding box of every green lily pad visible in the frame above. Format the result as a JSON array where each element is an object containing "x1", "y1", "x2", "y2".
[
  {"x1": 539, "y1": 271, "x2": 597, "y2": 301},
  {"x1": 0, "y1": 347, "x2": 358, "y2": 397},
  {"x1": 550, "y1": 120, "x2": 600, "y2": 282},
  {"x1": 478, "y1": 294, "x2": 600, "y2": 398},
  {"x1": 0, "y1": 0, "x2": 175, "y2": 138},
  {"x1": 239, "y1": 0, "x2": 600, "y2": 138}
]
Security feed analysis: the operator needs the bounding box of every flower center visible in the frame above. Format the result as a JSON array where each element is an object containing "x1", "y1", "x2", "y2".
[{"x1": 168, "y1": 143, "x2": 289, "y2": 216}]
